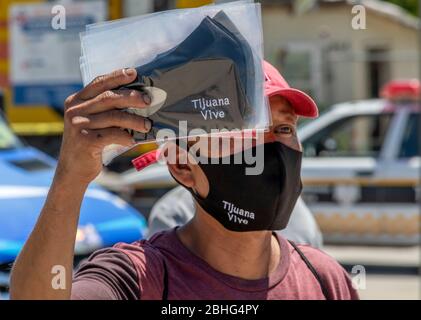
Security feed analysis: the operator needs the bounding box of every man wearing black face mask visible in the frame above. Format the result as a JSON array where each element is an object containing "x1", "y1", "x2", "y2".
[
  {"x1": 147, "y1": 61, "x2": 323, "y2": 248},
  {"x1": 10, "y1": 64, "x2": 359, "y2": 300}
]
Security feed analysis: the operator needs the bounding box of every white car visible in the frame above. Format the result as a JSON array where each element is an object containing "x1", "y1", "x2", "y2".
[
  {"x1": 101, "y1": 80, "x2": 420, "y2": 246},
  {"x1": 299, "y1": 99, "x2": 419, "y2": 245}
]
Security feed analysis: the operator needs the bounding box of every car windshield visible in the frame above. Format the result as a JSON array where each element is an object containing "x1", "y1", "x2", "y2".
[{"x1": 0, "y1": 114, "x2": 21, "y2": 150}]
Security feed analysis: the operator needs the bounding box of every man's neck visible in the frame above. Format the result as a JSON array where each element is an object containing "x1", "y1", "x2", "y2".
[{"x1": 176, "y1": 208, "x2": 281, "y2": 280}]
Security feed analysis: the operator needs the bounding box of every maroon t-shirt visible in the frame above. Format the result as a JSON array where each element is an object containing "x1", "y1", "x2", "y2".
[{"x1": 71, "y1": 228, "x2": 359, "y2": 300}]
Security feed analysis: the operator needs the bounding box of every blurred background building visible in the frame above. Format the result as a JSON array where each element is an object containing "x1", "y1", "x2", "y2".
[
  {"x1": 0, "y1": 0, "x2": 419, "y2": 153},
  {"x1": 263, "y1": 0, "x2": 418, "y2": 107}
]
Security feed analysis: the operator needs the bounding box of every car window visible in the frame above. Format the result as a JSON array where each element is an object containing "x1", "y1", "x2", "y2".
[
  {"x1": 399, "y1": 114, "x2": 419, "y2": 158},
  {"x1": 302, "y1": 114, "x2": 392, "y2": 157},
  {"x1": 0, "y1": 114, "x2": 21, "y2": 150}
]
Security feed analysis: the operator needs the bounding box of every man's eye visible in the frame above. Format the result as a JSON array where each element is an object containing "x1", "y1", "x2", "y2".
[{"x1": 274, "y1": 125, "x2": 294, "y2": 135}]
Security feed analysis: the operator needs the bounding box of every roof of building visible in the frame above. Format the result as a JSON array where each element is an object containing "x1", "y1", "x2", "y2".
[
  {"x1": 263, "y1": 0, "x2": 419, "y2": 30},
  {"x1": 348, "y1": 0, "x2": 418, "y2": 29}
]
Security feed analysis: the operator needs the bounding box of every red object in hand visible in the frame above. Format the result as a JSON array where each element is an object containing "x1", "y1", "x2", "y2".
[{"x1": 132, "y1": 149, "x2": 160, "y2": 171}]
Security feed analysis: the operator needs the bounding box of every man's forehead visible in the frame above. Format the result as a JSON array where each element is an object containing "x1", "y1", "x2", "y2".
[
  {"x1": 269, "y1": 95, "x2": 294, "y2": 112},
  {"x1": 269, "y1": 95, "x2": 298, "y2": 122}
]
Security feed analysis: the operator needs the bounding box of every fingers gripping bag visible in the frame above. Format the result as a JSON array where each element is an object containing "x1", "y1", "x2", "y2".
[{"x1": 79, "y1": 0, "x2": 270, "y2": 165}]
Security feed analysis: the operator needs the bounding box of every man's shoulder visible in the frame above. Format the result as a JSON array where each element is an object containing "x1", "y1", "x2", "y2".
[
  {"x1": 106, "y1": 229, "x2": 174, "y2": 298},
  {"x1": 113, "y1": 228, "x2": 174, "y2": 261},
  {"x1": 72, "y1": 230, "x2": 174, "y2": 300},
  {"x1": 76, "y1": 228, "x2": 173, "y2": 277},
  {"x1": 289, "y1": 243, "x2": 359, "y2": 299},
  {"x1": 293, "y1": 244, "x2": 343, "y2": 274}
]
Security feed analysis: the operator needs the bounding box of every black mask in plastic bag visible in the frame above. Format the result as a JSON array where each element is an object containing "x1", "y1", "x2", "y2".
[{"x1": 120, "y1": 10, "x2": 259, "y2": 141}]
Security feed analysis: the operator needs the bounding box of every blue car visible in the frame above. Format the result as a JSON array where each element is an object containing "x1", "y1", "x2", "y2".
[{"x1": 0, "y1": 113, "x2": 147, "y2": 295}]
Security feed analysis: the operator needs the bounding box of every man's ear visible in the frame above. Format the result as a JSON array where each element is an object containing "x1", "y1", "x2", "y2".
[
  {"x1": 164, "y1": 143, "x2": 196, "y2": 188},
  {"x1": 167, "y1": 161, "x2": 195, "y2": 188},
  {"x1": 163, "y1": 142, "x2": 210, "y2": 198}
]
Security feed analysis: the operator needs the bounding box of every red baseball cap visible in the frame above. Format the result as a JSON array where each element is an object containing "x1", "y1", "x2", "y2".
[{"x1": 263, "y1": 60, "x2": 318, "y2": 118}]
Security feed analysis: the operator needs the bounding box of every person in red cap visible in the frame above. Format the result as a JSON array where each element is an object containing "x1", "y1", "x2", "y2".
[
  {"x1": 10, "y1": 62, "x2": 358, "y2": 300},
  {"x1": 147, "y1": 61, "x2": 323, "y2": 248}
]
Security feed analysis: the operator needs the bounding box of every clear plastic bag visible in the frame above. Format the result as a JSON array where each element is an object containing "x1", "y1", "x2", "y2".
[{"x1": 79, "y1": 0, "x2": 270, "y2": 165}]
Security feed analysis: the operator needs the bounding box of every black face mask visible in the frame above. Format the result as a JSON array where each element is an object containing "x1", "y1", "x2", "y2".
[
  {"x1": 120, "y1": 10, "x2": 259, "y2": 141},
  {"x1": 176, "y1": 142, "x2": 303, "y2": 232}
]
